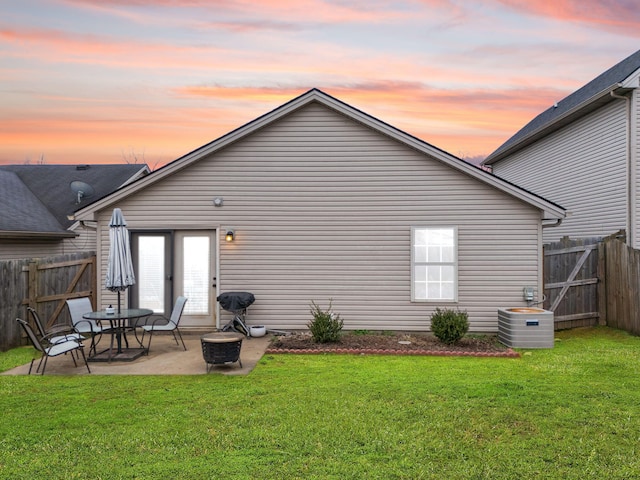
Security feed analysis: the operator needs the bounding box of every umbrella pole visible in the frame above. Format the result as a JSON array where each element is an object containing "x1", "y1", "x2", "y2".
[{"x1": 117, "y1": 291, "x2": 121, "y2": 314}]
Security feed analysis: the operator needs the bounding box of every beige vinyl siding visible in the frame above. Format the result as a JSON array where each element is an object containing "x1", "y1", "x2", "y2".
[
  {"x1": 494, "y1": 100, "x2": 627, "y2": 242},
  {"x1": 63, "y1": 224, "x2": 97, "y2": 254},
  {"x1": 96, "y1": 102, "x2": 543, "y2": 332},
  {"x1": 0, "y1": 241, "x2": 66, "y2": 260}
]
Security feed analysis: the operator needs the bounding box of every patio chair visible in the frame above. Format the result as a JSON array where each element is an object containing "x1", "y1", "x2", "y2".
[
  {"x1": 141, "y1": 296, "x2": 188, "y2": 353},
  {"x1": 17, "y1": 318, "x2": 91, "y2": 375},
  {"x1": 66, "y1": 297, "x2": 107, "y2": 356},
  {"x1": 27, "y1": 306, "x2": 84, "y2": 346}
]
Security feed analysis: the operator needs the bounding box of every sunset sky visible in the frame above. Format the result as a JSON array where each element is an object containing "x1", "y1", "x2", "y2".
[{"x1": 1, "y1": 0, "x2": 639, "y2": 169}]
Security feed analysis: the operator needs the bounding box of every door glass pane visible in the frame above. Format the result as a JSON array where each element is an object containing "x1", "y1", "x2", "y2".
[
  {"x1": 182, "y1": 236, "x2": 209, "y2": 315},
  {"x1": 138, "y1": 236, "x2": 165, "y2": 313}
]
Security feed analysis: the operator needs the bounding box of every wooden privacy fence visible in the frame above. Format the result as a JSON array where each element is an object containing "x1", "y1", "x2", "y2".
[
  {"x1": 543, "y1": 231, "x2": 640, "y2": 335},
  {"x1": 602, "y1": 237, "x2": 640, "y2": 335},
  {"x1": 0, "y1": 252, "x2": 96, "y2": 351}
]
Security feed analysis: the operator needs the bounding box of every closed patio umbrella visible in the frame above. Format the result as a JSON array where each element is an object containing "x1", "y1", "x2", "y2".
[{"x1": 105, "y1": 208, "x2": 135, "y2": 313}]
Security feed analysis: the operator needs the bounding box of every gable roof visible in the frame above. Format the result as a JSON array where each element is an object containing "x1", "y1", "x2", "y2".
[
  {"x1": 484, "y1": 49, "x2": 640, "y2": 165},
  {"x1": 74, "y1": 89, "x2": 565, "y2": 221},
  {"x1": 0, "y1": 164, "x2": 149, "y2": 239}
]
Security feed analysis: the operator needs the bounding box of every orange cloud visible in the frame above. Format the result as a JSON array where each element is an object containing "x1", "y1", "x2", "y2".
[
  {"x1": 170, "y1": 82, "x2": 563, "y2": 163},
  {"x1": 1, "y1": 81, "x2": 542, "y2": 167}
]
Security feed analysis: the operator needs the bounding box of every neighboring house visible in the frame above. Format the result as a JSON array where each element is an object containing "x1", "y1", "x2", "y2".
[
  {"x1": 74, "y1": 89, "x2": 564, "y2": 332},
  {"x1": 483, "y1": 49, "x2": 640, "y2": 246},
  {"x1": 0, "y1": 164, "x2": 149, "y2": 260}
]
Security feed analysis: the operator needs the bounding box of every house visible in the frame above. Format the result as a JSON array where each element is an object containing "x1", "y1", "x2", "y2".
[
  {"x1": 74, "y1": 89, "x2": 565, "y2": 333},
  {"x1": 0, "y1": 164, "x2": 149, "y2": 260},
  {"x1": 483, "y1": 49, "x2": 640, "y2": 246}
]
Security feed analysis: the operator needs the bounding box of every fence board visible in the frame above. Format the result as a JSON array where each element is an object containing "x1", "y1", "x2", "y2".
[{"x1": 0, "y1": 258, "x2": 29, "y2": 351}]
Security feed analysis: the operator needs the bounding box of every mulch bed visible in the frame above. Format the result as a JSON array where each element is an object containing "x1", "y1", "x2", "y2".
[{"x1": 266, "y1": 332, "x2": 520, "y2": 357}]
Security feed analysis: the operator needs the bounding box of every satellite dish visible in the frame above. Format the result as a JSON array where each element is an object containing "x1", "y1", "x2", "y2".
[{"x1": 70, "y1": 180, "x2": 95, "y2": 204}]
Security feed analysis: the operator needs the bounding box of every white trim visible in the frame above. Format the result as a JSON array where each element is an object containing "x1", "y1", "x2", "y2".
[{"x1": 215, "y1": 228, "x2": 220, "y2": 330}]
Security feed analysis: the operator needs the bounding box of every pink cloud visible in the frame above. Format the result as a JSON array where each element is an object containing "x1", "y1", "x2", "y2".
[
  {"x1": 63, "y1": 0, "x2": 415, "y2": 25},
  {"x1": 0, "y1": 25, "x2": 237, "y2": 71},
  {"x1": 495, "y1": 0, "x2": 640, "y2": 36}
]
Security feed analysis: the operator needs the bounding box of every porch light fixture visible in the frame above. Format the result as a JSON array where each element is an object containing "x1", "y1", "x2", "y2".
[
  {"x1": 225, "y1": 230, "x2": 235, "y2": 242},
  {"x1": 213, "y1": 197, "x2": 224, "y2": 207}
]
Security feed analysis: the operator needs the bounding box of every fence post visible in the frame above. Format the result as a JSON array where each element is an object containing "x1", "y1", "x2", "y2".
[{"x1": 597, "y1": 241, "x2": 607, "y2": 326}]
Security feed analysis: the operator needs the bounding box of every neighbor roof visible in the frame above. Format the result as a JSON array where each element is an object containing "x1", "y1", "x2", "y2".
[
  {"x1": 484, "y1": 49, "x2": 640, "y2": 165},
  {"x1": 0, "y1": 164, "x2": 149, "y2": 239},
  {"x1": 74, "y1": 89, "x2": 565, "y2": 221}
]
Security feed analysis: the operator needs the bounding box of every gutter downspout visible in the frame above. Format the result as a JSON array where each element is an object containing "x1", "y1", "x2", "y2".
[
  {"x1": 542, "y1": 218, "x2": 563, "y2": 229},
  {"x1": 610, "y1": 88, "x2": 633, "y2": 247},
  {"x1": 539, "y1": 215, "x2": 563, "y2": 310}
]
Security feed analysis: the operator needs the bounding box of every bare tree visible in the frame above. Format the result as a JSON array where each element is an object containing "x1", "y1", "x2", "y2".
[
  {"x1": 23, "y1": 154, "x2": 46, "y2": 165},
  {"x1": 121, "y1": 147, "x2": 145, "y2": 165}
]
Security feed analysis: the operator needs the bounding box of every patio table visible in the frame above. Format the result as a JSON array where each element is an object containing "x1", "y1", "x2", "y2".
[{"x1": 83, "y1": 308, "x2": 153, "y2": 362}]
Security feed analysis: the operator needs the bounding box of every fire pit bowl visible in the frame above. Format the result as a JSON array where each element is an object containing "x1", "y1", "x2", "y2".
[{"x1": 201, "y1": 332, "x2": 244, "y2": 371}]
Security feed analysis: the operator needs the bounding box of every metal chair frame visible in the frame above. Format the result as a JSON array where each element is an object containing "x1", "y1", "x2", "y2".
[
  {"x1": 140, "y1": 296, "x2": 188, "y2": 353},
  {"x1": 66, "y1": 298, "x2": 107, "y2": 357},
  {"x1": 27, "y1": 306, "x2": 84, "y2": 347},
  {"x1": 17, "y1": 318, "x2": 91, "y2": 375}
]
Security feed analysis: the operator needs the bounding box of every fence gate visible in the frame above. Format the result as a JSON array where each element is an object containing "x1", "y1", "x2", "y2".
[
  {"x1": 543, "y1": 236, "x2": 602, "y2": 330},
  {"x1": 0, "y1": 252, "x2": 96, "y2": 351}
]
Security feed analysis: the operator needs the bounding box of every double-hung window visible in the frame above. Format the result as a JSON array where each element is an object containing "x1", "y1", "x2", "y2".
[{"x1": 412, "y1": 227, "x2": 457, "y2": 301}]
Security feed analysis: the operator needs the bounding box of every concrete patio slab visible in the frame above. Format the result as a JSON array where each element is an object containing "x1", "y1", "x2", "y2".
[{"x1": 2, "y1": 332, "x2": 271, "y2": 376}]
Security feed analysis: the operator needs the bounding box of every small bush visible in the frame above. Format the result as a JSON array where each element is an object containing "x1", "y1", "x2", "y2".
[
  {"x1": 308, "y1": 299, "x2": 344, "y2": 343},
  {"x1": 430, "y1": 307, "x2": 469, "y2": 345}
]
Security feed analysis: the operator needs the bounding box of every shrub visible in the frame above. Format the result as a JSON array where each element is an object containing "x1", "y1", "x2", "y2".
[
  {"x1": 308, "y1": 299, "x2": 344, "y2": 343},
  {"x1": 430, "y1": 307, "x2": 469, "y2": 345}
]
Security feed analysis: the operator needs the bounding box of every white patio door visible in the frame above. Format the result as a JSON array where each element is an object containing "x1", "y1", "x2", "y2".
[
  {"x1": 174, "y1": 231, "x2": 216, "y2": 327},
  {"x1": 131, "y1": 230, "x2": 216, "y2": 327}
]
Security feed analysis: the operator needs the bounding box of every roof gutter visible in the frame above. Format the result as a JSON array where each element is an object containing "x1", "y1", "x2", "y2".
[{"x1": 0, "y1": 230, "x2": 78, "y2": 240}]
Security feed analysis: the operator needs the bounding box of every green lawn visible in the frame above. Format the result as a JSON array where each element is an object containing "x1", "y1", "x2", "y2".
[{"x1": 1, "y1": 327, "x2": 639, "y2": 479}]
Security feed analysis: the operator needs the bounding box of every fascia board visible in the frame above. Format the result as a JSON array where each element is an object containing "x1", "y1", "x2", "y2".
[{"x1": 0, "y1": 230, "x2": 77, "y2": 239}]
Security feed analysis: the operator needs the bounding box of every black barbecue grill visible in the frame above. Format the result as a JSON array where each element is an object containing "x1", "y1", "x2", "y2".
[{"x1": 217, "y1": 291, "x2": 255, "y2": 336}]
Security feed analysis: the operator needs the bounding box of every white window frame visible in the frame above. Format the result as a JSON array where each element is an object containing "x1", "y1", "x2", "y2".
[{"x1": 411, "y1": 226, "x2": 458, "y2": 302}]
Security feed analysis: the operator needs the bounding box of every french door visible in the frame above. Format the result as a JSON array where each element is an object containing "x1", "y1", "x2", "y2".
[{"x1": 130, "y1": 230, "x2": 216, "y2": 327}]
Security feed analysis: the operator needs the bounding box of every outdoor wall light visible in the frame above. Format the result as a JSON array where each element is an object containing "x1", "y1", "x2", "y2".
[
  {"x1": 213, "y1": 197, "x2": 224, "y2": 207},
  {"x1": 225, "y1": 230, "x2": 235, "y2": 242}
]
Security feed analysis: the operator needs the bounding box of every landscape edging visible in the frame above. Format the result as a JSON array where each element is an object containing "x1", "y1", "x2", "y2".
[{"x1": 265, "y1": 347, "x2": 520, "y2": 358}]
